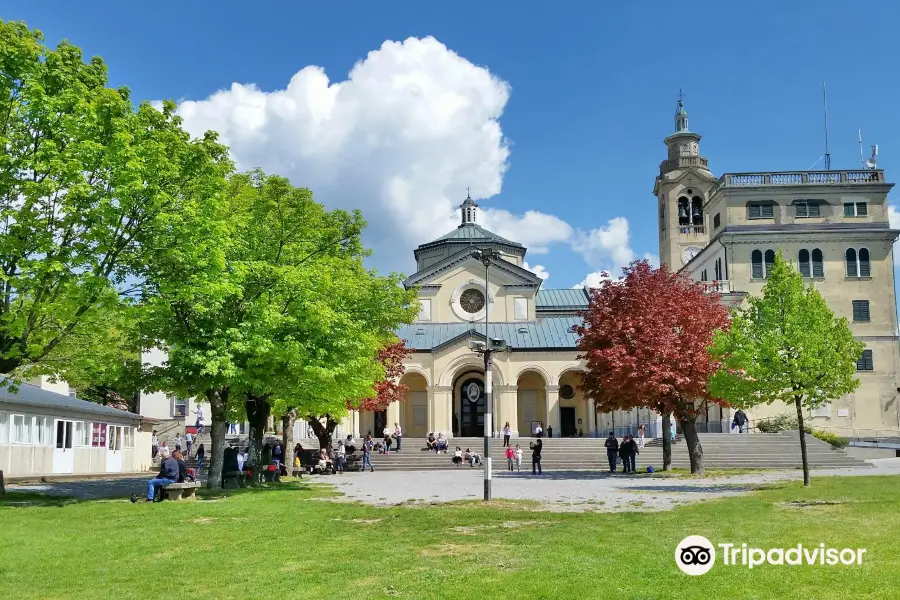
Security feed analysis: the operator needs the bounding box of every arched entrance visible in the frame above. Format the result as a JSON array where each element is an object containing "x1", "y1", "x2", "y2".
[{"x1": 453, "y1": 371, "x2": 486, "y2": 437}]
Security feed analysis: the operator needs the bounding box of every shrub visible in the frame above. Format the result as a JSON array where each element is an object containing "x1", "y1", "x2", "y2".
[
  {"x1": 756, "y1": 413, "x2": 799, "y2": 433},
  {"x1": 810, "y1": 429, "x2": 849, "y2": 449}
]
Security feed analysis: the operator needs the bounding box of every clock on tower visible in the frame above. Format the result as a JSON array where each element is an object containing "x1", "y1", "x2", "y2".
[{"x1": 682, "y1": 246, "x2": 702, "y2": 265}]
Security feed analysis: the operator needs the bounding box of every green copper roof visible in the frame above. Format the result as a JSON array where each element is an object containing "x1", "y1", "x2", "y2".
[
  {"x1": 535, "y1": 288, "x2": 590, "y2": 310},
  {"x1": 423, "y1": 224, "x2": 522, "y2": 248},
  {"x1": 397, "y1": 317, "x2": 582, "y2": 352}
]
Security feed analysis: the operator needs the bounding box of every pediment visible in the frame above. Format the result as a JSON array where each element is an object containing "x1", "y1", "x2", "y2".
[{"x1": 404, "y1": 246, "x2": 542, "y2": 289}]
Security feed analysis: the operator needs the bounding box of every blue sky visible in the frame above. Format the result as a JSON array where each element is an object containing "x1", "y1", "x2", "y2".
[{"x1": 8, "y1": 0, "x2": 900, "y2": 288}]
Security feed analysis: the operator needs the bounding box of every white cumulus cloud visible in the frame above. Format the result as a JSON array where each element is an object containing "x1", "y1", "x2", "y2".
[
  {"x1": 571, "y1": 217, "x2": 657, "y2": 288},
  {"x1": 168, "y1": 36, "x2": 518, "y2": 272},
  {"x1": 522, "y1": 261, "x2": 550, "y2": 281},
  {"x1": 481, "y1": 209, "x2": 574, "y2": 254}
]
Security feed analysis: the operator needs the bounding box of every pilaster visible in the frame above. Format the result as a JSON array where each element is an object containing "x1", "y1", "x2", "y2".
[
  {"x1": 545, "y1": 384, "x2": 560, "y2": 437},
  {"x1": 429, "y1": 386, "x2": 453, "y2": 437},
  {"x1": 495, "y1": 385, "x2": 519, "y2": 437}
]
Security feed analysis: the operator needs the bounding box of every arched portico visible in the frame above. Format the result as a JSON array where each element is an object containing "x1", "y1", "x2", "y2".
[
  {"x1": 516, "y1": 370, "x2": 548, "y2": 436},
  {"x1": 400, "y1": 372, "x2": 429, "y2": 438}
]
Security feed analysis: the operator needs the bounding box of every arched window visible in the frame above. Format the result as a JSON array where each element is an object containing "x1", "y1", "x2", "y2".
[
  {"x1": 691, "y1": 197, "x2": 703, "y2": 226},
  {"x1": 846, "y1": 248, "x2": 858, "y2": 277},
  {"x1": 798, "y1": 249, "x2": 811, "y2": 277},
  {"x1": 764, "y1": 250, "x2": 776, "y2": 278},
  {"x1": 751, "y1": 250, "x2": 763, "y2": 279},
  {"x1": 859, "y1": 248, "x2": 870, "y2": 277},
  {"x1": 812, "y1": 249, "x2": 824, "y2": 278},
  {"x1": 678, "y1": 197, "x2": 690, "y2": 225}
]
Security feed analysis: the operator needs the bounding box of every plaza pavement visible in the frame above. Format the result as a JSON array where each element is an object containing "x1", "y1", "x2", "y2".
[{"x1": 8, "y1": 458, "x2": 900, "y2": 512}]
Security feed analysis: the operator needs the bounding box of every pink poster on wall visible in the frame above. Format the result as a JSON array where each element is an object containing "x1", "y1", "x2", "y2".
[{"x1": 92, "y1": 423, "x2": 107, "y2": 447}]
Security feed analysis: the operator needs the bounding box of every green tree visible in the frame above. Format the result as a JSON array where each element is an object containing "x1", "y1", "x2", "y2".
[
  {"x1": 709, "y1": 253, "x2": 863, "y2": 486},
  {"x1": 0, "y1": 21, "x2": 231, "y2": 376},
  {"x1": 143, "y1": 170, "x2": 416, "y2": 487},
  {"x1": 28, "y1": 303, "x2": 144, "y2": 412}
]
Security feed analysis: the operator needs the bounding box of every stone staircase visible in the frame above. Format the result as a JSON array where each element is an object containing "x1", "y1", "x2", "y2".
[{"x1": 156, "y1": 432, "x2": 868, "y2": 472}]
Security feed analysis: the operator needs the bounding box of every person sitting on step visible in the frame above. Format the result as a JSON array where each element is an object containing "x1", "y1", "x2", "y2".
[
  {"x1": 452, "y1": 447, "x2": 463, "y2": 466},
  {"x1": 425, "y1": 432, "x2": 437, "y2": 451},
  {"x1": 436, "y1": 433, "x2": 448, "y2": 454}
]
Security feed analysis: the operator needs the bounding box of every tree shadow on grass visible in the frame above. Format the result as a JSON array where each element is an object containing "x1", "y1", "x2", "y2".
[
  {"x1": 197, "y1": 479, "x2": 328, "y2": 501},
  {"x1": 0, "y1": 492, "x2": 81, "y2": 508},
  {"x1": 496, "y1": 470, "x2": 634, "y2": 481}
]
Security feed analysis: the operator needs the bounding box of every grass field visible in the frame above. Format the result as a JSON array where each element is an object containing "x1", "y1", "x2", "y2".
[{"x1": 1, "y1": 476, "x2": 897, "y2": 599}]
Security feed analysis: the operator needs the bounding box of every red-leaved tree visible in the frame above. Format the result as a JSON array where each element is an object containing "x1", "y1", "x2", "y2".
[
  {"x1": 573, "y1": 260, "x2": 730, "y2": 474},
  {"x1": 305, "y1": 340, "x2": 411, "y2": 449}
]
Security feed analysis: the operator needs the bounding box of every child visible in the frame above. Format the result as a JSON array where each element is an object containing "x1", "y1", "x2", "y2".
[
  {"x1": 505, "y1": 445, "x2": 515, "y2": 471},
  {"x1": 452, "y1": 447, "x2": 463, "y2": 466},
  {"x1": 514, "y1": 444, "x2": 523, "y2": 471}
]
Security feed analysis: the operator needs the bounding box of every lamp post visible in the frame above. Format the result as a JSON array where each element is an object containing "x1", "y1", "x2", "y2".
[{"x1": 470, "y1": 247, "x2": 504, "y2": 501}]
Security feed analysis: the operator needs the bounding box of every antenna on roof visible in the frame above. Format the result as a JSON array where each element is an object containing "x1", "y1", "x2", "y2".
[
  {"x1": 859, "y1": 129, "x2": 865, "y2": 169},
  {"x1": 866, "y1": 144, "x2": 878, "y2": 170},
  {"x1": 822, "y1": 82, "x2": 831, "y2": 171}
]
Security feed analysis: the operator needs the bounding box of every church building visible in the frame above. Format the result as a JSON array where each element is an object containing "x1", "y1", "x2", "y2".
[{"x1": 352, "y1": 196, "x2": 598, "y2": 440}]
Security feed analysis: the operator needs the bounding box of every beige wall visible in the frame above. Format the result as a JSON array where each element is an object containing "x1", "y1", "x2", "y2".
[{"x1": 415, "y1": 263, "x2": 536, "y2": 324}]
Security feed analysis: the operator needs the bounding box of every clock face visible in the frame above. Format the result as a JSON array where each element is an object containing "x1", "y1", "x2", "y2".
[
  {"x1": 459, "y1": 288, "x2": 486, "y2": 314},
  {"x1": 682, "y1": 246, "x2": 702, "y2": 265}
]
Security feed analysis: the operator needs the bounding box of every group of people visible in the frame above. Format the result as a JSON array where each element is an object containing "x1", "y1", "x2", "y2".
[
  {"x1": 381, "y1": 423, "x2": 402, "y2": 453},
  {"x1": 504, "y1": 444, "x2": 524, "y2": 471},
  {"x1": 137, "y1": 447, "x2": 195, "y2": 502},
  {"x1": 451, "y1": 447, "x2": 482, "y2": 467},
  {"x1": 151, "y1": 430, "x2": 207, "y2": 470},
  {"x1": 424, "y1": 432, "x2": 448, "y2": 453},
  {"x1": 604, "y1": 431, "x2": 640, "y2": 473}
]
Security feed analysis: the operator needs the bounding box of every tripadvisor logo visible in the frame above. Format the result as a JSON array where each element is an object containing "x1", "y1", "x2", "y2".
[{"x1": 675, "y1": 536, "x2": 867, "y2": 576}]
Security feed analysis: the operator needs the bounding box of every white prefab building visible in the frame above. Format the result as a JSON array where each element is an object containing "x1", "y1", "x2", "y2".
[{"x1": 0, "y1": 383, "x2": 153, "y2": 477}]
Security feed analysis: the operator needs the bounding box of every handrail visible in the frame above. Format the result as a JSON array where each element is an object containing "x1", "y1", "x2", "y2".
[{"x1": 708, "y1": 169, "x2": 885, "y2": 199}]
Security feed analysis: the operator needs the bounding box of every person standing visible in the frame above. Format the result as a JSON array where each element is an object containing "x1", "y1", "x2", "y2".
[
  {"x1": 619, "y1": 435, "x2": 637, "y2": 473},
  {"x1": 502, "y1": 422, "x2": 511, "y2": 447},
  {"x1": 732, "y1": 409, "x2": 749, "y2": 434},
  {"x1": 393, "y1": 422, "x2": 402, "y2": 452},
  {"x1": 382, "y1": 426, "x2": 393, "y2": 454},
  {"x1": 335, "y1": 442, "x2": 346, "y2": 473},
  {"x1": 604, "y1": 432, "x2": 619, "y2": 473},
  {"x1": 151, "y1": 430, "x2": 159, "y2": 459},
  {"x1": 530, "y1": 438, "x2": 543, "y2": 475},
  {"x1": 361, "y1": 435, "x2": 374, "y2": 472},
  {"x1": 514, "y1": 444, "x2": 523, "y2": 471},
  {"x1": 174, "y1": 433, "x2": 183, "y2": 453},
  {"x1": 638, "y1": 424, "x2": 646, "y2": 449},
  {"x1": 194, "y1": 405, "x2": 205, "y2": 435},
  {"x1": 670, "y1": 417, "x2": 676, "y2": 442},
  {"x1": 185, "y1": 431, "x2": 193, "y2": 458},
  {"x1": 273, "y1": 442, "x2": 283, "y2": 467},
  {"x1": 505, "y1": 444, "x2": 515, "y2": 470},
  {"x1": 195, "y1": 443, "x2": 206, "y2": 471}
]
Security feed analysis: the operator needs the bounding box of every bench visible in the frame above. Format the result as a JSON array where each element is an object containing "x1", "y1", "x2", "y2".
[
  {"x1": 222, "y1": 470, "x2": 247, "y2": 489},
  {"x1": 161, "y1": 481, "x2": 200, "y2": 501}
]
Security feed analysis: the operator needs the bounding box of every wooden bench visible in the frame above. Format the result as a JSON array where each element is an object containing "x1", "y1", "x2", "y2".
[
  {"x1": 222, "y1": 471, "x2": 246, "y2": 489},
  {"x1": 161, "y1": 481, "x2": 200, "y2": 501}
]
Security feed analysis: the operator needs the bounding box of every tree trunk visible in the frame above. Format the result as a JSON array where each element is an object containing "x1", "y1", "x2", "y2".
[
  {"x1": 680, "y1": 417, "x2": 705, "y2": 475},
  {"x1": 205, "y1": 387, "x2": 229, "y2": 490},
  {"x1": 282, "y1": 408, "x2": 297, "y2": 475},
  {"x1": 245, "y1": 393, "x2": 271, "y2": 471},
  {"x1": 795, "y1": 395, "x2": 811, "y2": 487},
  {"x1": 661, "y1": 412, "x2": 673, "y2": 471},
  {"x1": 307, "y1": 415, "x2": 338, "y2": 450}
]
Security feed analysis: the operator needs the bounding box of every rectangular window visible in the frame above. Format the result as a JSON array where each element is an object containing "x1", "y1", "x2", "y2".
[
  {"x1": 12, "y1": 414, "x2": 32, "y2": 444},
  {"x1": 91, "y1": 422, "x2": 107, "y2": 448},
  {"x1": 748, "y1": 204, "x2": 774, "y2": 219},
  {"x1": 812, "y1": 404, "x2": 830, "y2": 418},
  {"x1": 0, "y1": 412, "x2": 8, "y2": 444},
  {"x1": 857, "y1": 349, "x2": 874, "y2": 372},
  {"x1": 35, "y1": 417, "x2": 51, "y2": 445},
  {"x1": 74, "y1": 421, "x2": 88, "y2": 446},
  {"x1": 795, "y1": 201, "x2": 820, "y2": 218},
  {"x1": 713, "y1": 213, "x2": 721, "y2": 229},
  {"x1": 124, "y1": 426, "x2": 134, "y2": 448},
  {"x1": 418, "y1": 299, "x2": 431, "y2": 322},
  {"x1": 852, "y1": 300, "x2": 870, "y2": 322},
  {"x1": 844, "y1": 202, "x2": 868, "y2": 217},
  {"x1": 514, "y1": 297, "x2": 528, "y2": 320},
  {"x1": 172, "y1": 396, "x2": 187, "y2": 418}
]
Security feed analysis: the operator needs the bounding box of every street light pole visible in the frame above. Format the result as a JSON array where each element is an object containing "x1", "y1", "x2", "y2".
[{"x1": 473, "y1": 247, "x2": 502, "y2": 502}]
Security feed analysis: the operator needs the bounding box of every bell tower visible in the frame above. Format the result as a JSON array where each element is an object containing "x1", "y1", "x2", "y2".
[{"x1": 654, "y1": 91, "x2": 716, "y2": 271}]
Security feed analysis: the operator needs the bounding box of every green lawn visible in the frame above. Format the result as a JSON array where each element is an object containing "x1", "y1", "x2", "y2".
[{"x1": 1, "y1": 476, "x2": 897, "y2": 599}]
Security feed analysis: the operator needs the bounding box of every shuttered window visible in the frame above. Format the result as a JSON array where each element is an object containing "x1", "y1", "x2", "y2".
[
  {"x1": 844, "y1": 202, "x2": 868, "y2": 217},
  {"x1": 859, "y1": 248, "x2": 871, "y2": 277},
  {"x1": 856, "y1": 349, "x2": 874, "y2": 372},
  {"x1": 713, "y1": 213, "x2": 721, "y2": 229},
  {"x1": 764, "y1": 250, "x2": 775, "y2": 278},
  {"x1": 811, "y1": 249, "x2": 824, "y2": 277},
  {"x1": 852, "y1": 300, "x2": 870, "y2": 322},
  {"x1": 748, "y1": 203, "x2": 774, "y2": 219},
  {"x1": 795, "y1": 201, "x2": 820, "y2": 217},
  {"x1": 856, "y1": 202, "x2": 868, "y2": 216},
  {"x1": 751, "y1": 250, "x2": 763, "y2": 279},
  {"x1": 798, "y1": 249, "x2": 811, "y2": 277}
]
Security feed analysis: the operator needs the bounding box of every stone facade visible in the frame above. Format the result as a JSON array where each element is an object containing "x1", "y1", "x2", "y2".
[{"x1": 657, "y1": 98, "x2": 900, "y2": 437}]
